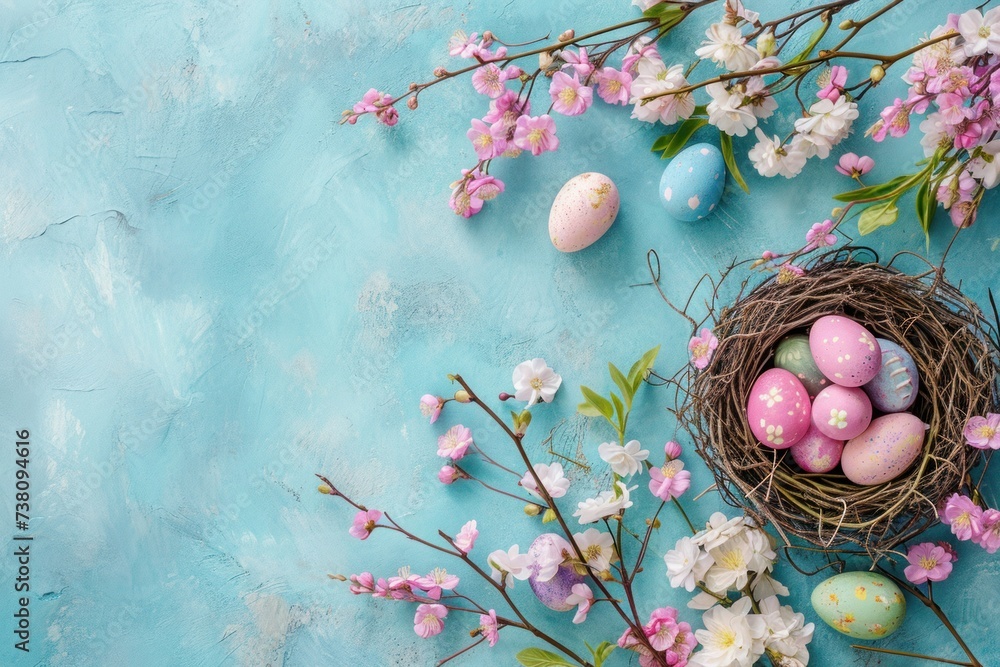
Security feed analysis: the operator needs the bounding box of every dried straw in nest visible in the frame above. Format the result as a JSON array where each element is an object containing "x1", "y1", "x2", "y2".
[{"x1": 675, "y1": 248, "x2": 999, "y2": 552}]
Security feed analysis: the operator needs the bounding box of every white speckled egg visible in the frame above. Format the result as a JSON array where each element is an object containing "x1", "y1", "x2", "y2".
[
  {"x1": 747, "y1": 368, "x2": 811, "y2": 449},
  {"x1": 811, "y1": 385, "x2": 872, "y2": 440},
  {"x1": 811, "y1": 571, "x2": 906, "y2": 639},
  {"x1": 790, "y1": 423, "x2": 844, "y2": 473},
  {"x1": 527, "y1": 533, "x2": 583, "y2": 611},
  {"x1": 863, "y1": 338, "x2": 920, "y2": 413},
  {"x1": 809, "y1": 315, "x2": 882, "y2": 387},
  {"x1": 841, "y1": 413, "x2": 926, "y2": 485},
  {"x1": 659, "y1": 143, "x2": 725, "y2": 222},
  {"x1": 548, "y1": 172, "x2": 619, "y2": 252}
]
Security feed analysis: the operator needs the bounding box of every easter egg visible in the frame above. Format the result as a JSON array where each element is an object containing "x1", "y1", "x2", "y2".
[
  {"x1": 809, "y1": 315, "x2": 882, "y2": 387},
  {"x1": 863, "y1": 338, "x2": 920, "y2": 413},
  {"x1": 811, "y1": 385, "x2": 872, "y2": 440},
  {"x1": 790, "y1": 423, "x2": 844, "y2": 473},
  {"x1": 841, "y1": 413, "x2": 926, "y2": 486},
  {"x1": 659, "y1": 143, "x2": 725, "y2": 222},
  {"x1": 811, "y1": 571, "x2": 906, "y2": 639},
  {"x1": 774, "y1": 334, "x2": 830, "y2": 398},
  {"x1": 746, "y1": 369, "x2": 811, "y2": 449},
  {"x1": 548, "y1": 173, "x2": 620, "y2": 252},
  {"x1": 527, "y1": 533, "x2": 583, "y2": 611}
]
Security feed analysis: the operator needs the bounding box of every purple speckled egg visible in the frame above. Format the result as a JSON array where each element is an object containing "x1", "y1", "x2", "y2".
[
  {"x1": 811, "y1": 385, "x2": 872, "y2": 440},
  {"x1": 747, "y1": 368, "x2": 811, "y2": 449},
  {"x1": 809, "y1": 316, "x2": 882, "y2": 387},
  {"x1": 790, "y1": 423, "x2": 844, "y2": 473},
  {"x1": 527, "y1": 533, "x2": 584, "y2": 611},
  {"x1": 863, "y1": 338, "x2": 920, "y2": 413},
  {"x1": 548, "y1": 173, "x2": 619, "y2": 252},
  {"x1": 841, "y1": 413, "x2": 926, "y2": 485}
]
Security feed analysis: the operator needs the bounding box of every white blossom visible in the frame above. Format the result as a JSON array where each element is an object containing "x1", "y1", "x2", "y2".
[
  {"x1": 573, "y1": 482, "x2": 635, "y2": 524},
  {"x1": 748, "y1": 129, "x2": 805, "y2": 178},
  {"x1": 704, "y1": 533, "x2": 754, "y2": 592},
  {"x1": 598, "y1": 440, "x2": 649, "y2": 476},
  {"x1": 574, "y1": 528, "x2": 616, "y2": 572},
  {"x1": 520, "y1": 462, "x2": 571, "y2": 499},
  {"x1": 968, "y1": 139, "x2": 1000, "y2": 188},
  {"x1": 706, "y1": 82, "x2": 758, "y2": 137},
  {"x1": 690, "y1": 597, "x2": 767, "y2": 667},
  {"x1": 487, "y1": 546, "x2": 533, "y2": 588},
  {"x1": 696, "y1": 22, "x2": 760, "y2": 71},
  {"x1": 629, "y1": 60, "x2": 695, "y2": 125},
  {"x1": 692, "y1": 512, "x2": 747, "y2": 551},
  {"x1": 793, "y1": 97, "x2": 859, "y2": 159},
  {"x1": 957, "y1": 8, "x2": 1000, "y2": 57},
  {"x1": 758, "y1": 596, "x2": 814, "y2": 664},
  {"x1": 665, "y1": 536, "x2": 712, "y2": 591},
  {"x1": 512, "y1": 358, "x2": 562, "y2": 405}
]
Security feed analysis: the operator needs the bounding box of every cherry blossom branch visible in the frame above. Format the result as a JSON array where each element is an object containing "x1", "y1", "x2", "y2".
[
  {"x1": 471, "y1": 443, "x2": 521, "y2": 477},
  {"x1": 849, "y1": 646, "x2": 974, "y2": 667},
  {"x1": 436, "y1": 637, "x2": 487, "y2": 667},
  {"x1": 459, "y1": 466, "x2": 543, "y2": 505}
]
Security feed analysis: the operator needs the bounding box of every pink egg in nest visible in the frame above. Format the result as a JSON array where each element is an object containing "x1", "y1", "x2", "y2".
[
  {"x1": 789, "y1": 423, "x2": 844, "y2": 473},
  {"x1": 746, "y1": 368, "x2": 811, "y2": 449},
  {"x1": 809, "y1": 315, "x2": 881, "y2": 387},
  {"x1": 811, "y1": 385, "x2": 872, "y2": 440}
]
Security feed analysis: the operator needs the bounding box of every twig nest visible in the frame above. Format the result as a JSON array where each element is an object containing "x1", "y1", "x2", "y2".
[{"x1": 677, "y1": 249, "x2": 999, "y2": 550}]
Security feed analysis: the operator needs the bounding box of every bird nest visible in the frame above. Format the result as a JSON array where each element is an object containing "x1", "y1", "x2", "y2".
[{"x1": 674, "y1": 248, "x2": 999, "y2": 552}]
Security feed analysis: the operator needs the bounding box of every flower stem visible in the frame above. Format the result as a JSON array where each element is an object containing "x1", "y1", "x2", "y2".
[
  {"x1": 436, "y1": 637, "x2": 487, "y2": 667},
  {"x1": 851, "y1": 645, "x2": 974, "y2": 666},
  {"x1": 673, "y1": 497, "x2": 698, "y2": 534},
  {"x1": 463, "y1": 469, "x2": 543, "y2": 505}
]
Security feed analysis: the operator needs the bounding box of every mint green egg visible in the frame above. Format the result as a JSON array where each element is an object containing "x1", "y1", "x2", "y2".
[
  {"x1": 774, "y1": 334, "x2": 829, "y2": 398},
  {"x1": 811, "y1": 571, "x2": 906, "y2": 640}
]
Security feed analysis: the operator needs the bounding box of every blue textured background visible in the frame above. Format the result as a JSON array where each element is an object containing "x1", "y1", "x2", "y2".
[{"x1": 0, "y1": 0, "x2": 997, "y2": 665}]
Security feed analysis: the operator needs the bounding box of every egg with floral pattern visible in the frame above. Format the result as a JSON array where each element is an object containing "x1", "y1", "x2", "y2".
[
  {"x1": 790, "y1": 423, "x2": 844, "y2": 473},
  {"x1": 841, "y1": 413, "x2": 926, "y2": 486},
  {"x1": 863, "y1": 338, "x2": 920, "y2": 413},
  {"x1": 811, "y1": 571, "x2": 906, "y2": 639},
  {"x1": 746, "y1": 369, "x2": 811, "y2": 449},
  {"x1": 809, "y1": 315, "x2": 882, "y2": 387},
  {"x1": 659, "y1": 143, "x2": 725, "y2": 222},
  {"x1": 811, "y1": 385, "x2": 872, "y2": 440},
  {"x1": 549, "y1": 173, "x2": 620, "y2": 252}
]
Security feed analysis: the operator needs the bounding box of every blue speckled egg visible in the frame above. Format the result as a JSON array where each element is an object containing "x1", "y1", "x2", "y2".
[
  {"x1": 659, "y1": 143, "x2": 725, "y2": 222},
  {"x1": 863, "y1": 338, "x2": 919, "y2": 413}
]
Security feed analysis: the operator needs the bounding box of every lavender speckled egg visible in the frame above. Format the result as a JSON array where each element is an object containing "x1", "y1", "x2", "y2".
[
  {"x1": 841, "y1": 413, "x2": 926, "y2": 486},
  {"x1": 863, "y1": 338, "x2": 920, "y2": 413},
  {"x1": 809, "y1": 315, "x2": 882, "y2": 387},
  {"x1": 659, "y1": 143, "x2": 725, "y2": 222},
  {"x1": 774, "y1": 334, "x2": 830, "y2": 398},
  {"x1": 527, "y1": 533, "x2": 584, "y2": 611},
  {"x1": 811, "y1": 385, "x2": 872, "y2": 440},
  {"x1": 548, "y1": 173, "x2": 619, "y2": 252},
  {"x1": 747, "y1": 368, "x2": 811, "y2": 449},
  {"x1": 790, "y1": 423, "x2": 844, "y2": 473}
]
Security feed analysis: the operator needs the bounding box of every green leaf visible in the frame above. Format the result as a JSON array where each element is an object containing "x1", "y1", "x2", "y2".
[
  {"x1": 609, "y1": 363, "x2": 633, "y2": 409},
  {"x1": 590, "y1": 642, "x2": 616, "y2": 667},
  {"x1": 787, "y1": 19, "x2": 830, "y2": 65},
  {"x1": 577, "y1": 402, "x2": 603, "y2": 417},
  {"x1": 643, "y1": 3, "x2": 684, "y2": 27},
  {"x1": 627, "y1": 346, "x2": 660, "y2": 391},
  {"x1": 833, "y1": 175, "x2": 912, "y2": 202},
  {"x1": 541, "y1": 508, "x2": 557, "y2": 524},
  {"x1": 516, "y1": 648, "x2": 575, "y2": 667},
  {"x1": 857, "y1": 200, "x2": 899, "y2": 235},
  {"x1": 719, "y1": 132, "x2": 749, "y2": 193},
  {"x1": 915, "y1": 179, "x2": 936, "y2": 238},
  {"x1": 610, "y1": 393, "x2": 626, "y2": 431},
  {"x1": 651, "y1": 118, "x2": 709, "y2": 159},
  {"x1": 580, "y1": 386, "x2": 613, "y2": 420}
]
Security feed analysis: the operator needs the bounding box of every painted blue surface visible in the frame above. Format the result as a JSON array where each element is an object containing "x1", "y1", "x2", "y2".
[{"x1": 0, "y1": 0, "x2": 997, "y2": 665}]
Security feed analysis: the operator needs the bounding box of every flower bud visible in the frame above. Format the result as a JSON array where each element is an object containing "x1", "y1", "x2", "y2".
[
  {"x1": 831, "y1": 206, "x2": 843, "y2": 217},
  {"x1": 869, "y1": 64, "x2": 886, "y2": 83},
  {"x1": 524, "y1": 503, "x2": 543, "y2": 516},
  {"x1": 838, "y1": 19, "x2": 854, "y2": 30},
  {"x1": 664, "y1": 440, "x2": 683, "y2": 460},
  {"x1": 756, "y1": 31, "x2": 777, "y2": 57},
  {"x1": 408, "y1": 82, "x2": 418, "y2": 91},
  {"x1": 558, "y1": 29, "x2": 574, "y2": 42},
  {"x1": 539, "y1": 51, "x2": 554, "y2": 70},
  {"x1": 645, "y1": 517, "x2": 662, "y2": 529},
  {"x1": 482, "y1": 30, "x2": 494, "y2": 45},
  {"x1": 406, "y1": 96, "x2": 418, "y2": 110},
  {"x1": 433, "y1": 66, "x2": 448, "y2": 77},
  {"x1": 328, "y1": 573, "x2": 347, "y2": 581},
  {"x1": 454, "y1": 389, "x2": 471, "y2": 403},
  {"x1": 599, "y1": 569, "x2": 615, "y2": 581},
  {"x1": 499, "y1": 392, "x2": 512, "y2": 401},
  {"x1": 318, "y1": 484, "x2": 333, "y2": 494},
  {"x1": 542, "y1": 508, "x2": 557, "y2": 524}
]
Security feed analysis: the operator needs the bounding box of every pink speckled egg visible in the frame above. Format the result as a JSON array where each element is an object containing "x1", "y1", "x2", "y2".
[
  {"x1": 841, "y1": 413, "x2": 926, "y2": 486},
  {"x1": 811, "y1": 385, "x2": 872, "y2": 440},
  {"x1": 790, "y1": 423, "x2": 844, "y2": 473},
  {"x1": 747, "y1": 368, "x2": 811, "y2": 449},
  {"x1": 548, "y1": 173, "x2": 619, "y2": 252},
  {"x1": 808, "y1": 315, "x2": 882, "y2": 387}
]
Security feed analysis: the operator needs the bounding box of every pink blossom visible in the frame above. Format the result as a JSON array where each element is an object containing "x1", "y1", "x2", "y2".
[
  {"x1": 777, "y1": 262, "x2": 805, "y2": 284},
  {"x1": 455, "y1": 520, "x2": 479, "y2": 553},
  {"x1": 561, "y1": 47, "x2": 594, "y2": 77},
  {"x1": 835, "y1": 152, "x2": 874, "y2": 177},
  {"x1": 467, "y1": 118, "x2": 508, "y2": 159},
  {"x1": 622, "y1": 37, "x2": 662, "y2": 75},
  {"x1": 664, "y1": 441, "x2": 683, "y2": 460},
  {"x1": 414, "y1": 568, "x2": 460, "y2": 600},
  {"x1": 449, "y1": 31, "x2": 482, "y2": 58},
  {"x1": 420, "y1": 394, "x2": 445, "y2": 423},
  {"x1": 938, "y1": 541, "x2": 959, "y2": 562},
  {"x1": 471, "y1": 63, "x2": 520, "y2": 99},
  {"x1": 942, "y1": 493, "x2": 983, "y2": 541},
  {"x1": 350, "y1": 88, "x2": 400, "y2": 126},
  {"x1": 549, "y1": 71, "x2": 593, "y2": 116},
  {"x1": 448, "y1": 180, "x2": 483, "y2": 218},
  {"x1": 479, "y1": 610, "x2": 500, "y2": 646},
  {"x1": 513, "y1": 114, "x2": 559, "y2": 156},
  {"x1": 413, "y1": 604, "x2": 448, "y2": 638},
  {"x1": 466, "y1": 171, "x2": 505, "y2": 201},
  {"x1": 349, "y1": 509, "x2": 382, "y2": 540},
  {"x1": 818, "y1": 65, "x2": 848, "y2": 101},
  {"x1": 936, "y1": 170, "x2": 976, "y2": 209},
  {"x1": 438, "y1": 465, "x2": 463, "y2": 484},
  {"x1": 565, "y1": 583, "x2": 593, "y2": 624},
  {"x1": 974, "y1": 509, "x2": 1000, "y2": 553},
  {"x1": 950, "y1": 200, "x2": 978, "y2": 228},
  {"x1": 805, "y1": 219, "x2": 837, "y2": 250},
  {"x1": 349, "y1": 572, "x2": 375, "y2": 595},
  {"x1": 648, "y1": 460, "x2": 691, "y2": 501},
  {"x1": 437, "y1": 424, "x2": 473, "y2": 460},
  {"x1": 937, "y1": 91, "x2": 969, "y2": 126},
  {"x1": 595, "y1": 67, "x2": 633, "y2": 106},
  {"x1": 872, "y1": 98, "x2": 911, "y2": 141},
  {"x1": 964, "y1": 413, "x2": 1000, "y2": 449},
  {"x1": 904, "y1": 542, "x2": 954, "y2": 584},
  {"x1": 688, "y1": 328, "x2": 718, "y2": 370},
  {"x1": 483, "y1": 90, "x2": 530, "y2": 131},
  {"x1": 761, "y1": 250, "x2": 776, "y2": 261}
]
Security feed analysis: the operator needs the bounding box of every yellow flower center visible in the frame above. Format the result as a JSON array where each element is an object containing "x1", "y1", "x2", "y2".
[
  {"x1": 919, "y1": 556, "x2": 938, "y2": 570},
  {"x1": 527, "y1": 128, "x2": 545, "y2": 146},
  {"x1": 606, "y1": 79, "x2": 621, "y2": 93},
  {"x1": 717, "y1": 547, "x2": 745, "y2": 571},
  {"x1": 717, "y1": 628, "x2": 737, "y2": 648},
  {"x1": 975, "y1": 425, "x2": 997, "y2": 439},
  {"x1": 530, "y1": 378, "x2": 544, "y2": 390},
  {"x1": 559, "y1": 86, "x2": 578, "y2": 106},
  {"x1": 692, "y1": 342, "x2": 709, "y2": 359}
]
